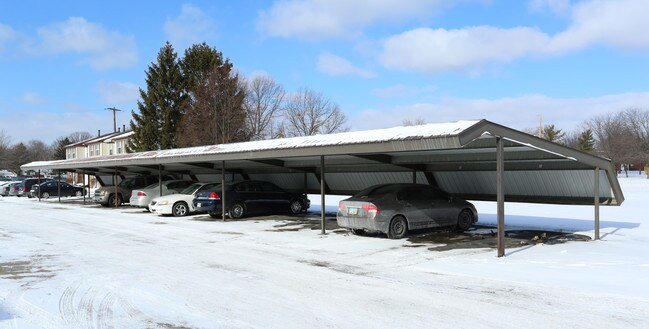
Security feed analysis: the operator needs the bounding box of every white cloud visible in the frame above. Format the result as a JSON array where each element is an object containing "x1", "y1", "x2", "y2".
[
  {"x1": 351, "y1": 92, "x2": 649, "y2": 131},
  {"x1": 0, "y1": 23, "x2": 17, "y2": 52},
  {"x1": 379, "y1": 26, "x2": 550, "y2": 73},
  {"x1": 257, "y1": 0, "x2": 448, "y2": 40},
  {"x1": 34, "y1": 17, "x2": 137, "y2": 70},
  {"x1": 21, "y1": 92, "x2": 48, "y2": 105},
  {"x1": 164, "y1": 4, "x2": 216, "y2": 50},
  {"x1": 97, "y1": 81, "x2": 140, "y2": 104},
  {"x1": 317, "y1": 52, "x2": 375, "y2": 78},
  {"x1": 549, "y1": 0, "x2": 649, "y2": 52},
  {"x1": 377, "y1": 0, "x2": 649, "y2": 73},
  {"x1": 529, "y1": 0, "x2": 571, "y2": 14}
]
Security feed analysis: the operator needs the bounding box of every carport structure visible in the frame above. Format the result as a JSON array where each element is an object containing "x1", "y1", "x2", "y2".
[{"x1": 23, "y1": 119, "x2": 624, "y2": 256}]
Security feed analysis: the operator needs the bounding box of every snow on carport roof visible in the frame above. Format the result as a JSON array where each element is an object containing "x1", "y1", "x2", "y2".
[{"x1": 21, "y1": 119, "x2": 624, "y2": 206}]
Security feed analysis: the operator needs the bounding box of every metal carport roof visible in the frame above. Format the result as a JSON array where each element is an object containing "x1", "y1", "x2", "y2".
[
  {"x1": 22, "y1": 119, "x2": 623, "y2": 206},
  {"x1": 22, "y1": 119, "x2": 623, "y2": 256}
]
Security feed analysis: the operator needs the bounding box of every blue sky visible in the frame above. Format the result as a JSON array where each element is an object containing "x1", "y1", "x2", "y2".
[{"x1": 1, "y1": 0, "x2": 649, "y2": 144}]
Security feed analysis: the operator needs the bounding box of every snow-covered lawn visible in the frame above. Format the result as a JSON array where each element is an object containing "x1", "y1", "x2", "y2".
[{"x1": 1, "y1": 174, "x2": 648, "y2": 328}]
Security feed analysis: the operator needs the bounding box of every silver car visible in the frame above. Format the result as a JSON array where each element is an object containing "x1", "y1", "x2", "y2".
[
  {"x1": 337, "y1": 183, "x2": 478, "y2": 239},
  {"x1": 129, "y1": 180, "x2": 196, "y2": 210}
]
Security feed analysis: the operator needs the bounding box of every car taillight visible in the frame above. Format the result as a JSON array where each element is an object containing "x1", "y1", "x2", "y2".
[
  {"x1": 137, "y1": 191, "x2": 147, "y2": 197},
  {"x1": 362, "y1": 203, "x2": 379, "y2": 219},
  {"x1": 338, "y1": 202, "x2": 346, "y2": 211},
  {"x1": 208, "y1": 192, "x2": 220, "y2": 200}
]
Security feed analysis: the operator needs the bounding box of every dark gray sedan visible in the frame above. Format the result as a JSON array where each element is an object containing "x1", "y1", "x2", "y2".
[{"x1": 337, "y1": 183, "x2": 478, "y2": 239}]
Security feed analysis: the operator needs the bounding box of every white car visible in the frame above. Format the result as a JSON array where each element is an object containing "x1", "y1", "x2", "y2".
[
  {"x1": 149, "y1": 182, "x2": 221, "y2": 216},
  {"x1": 129, "y1": 180, "x2": 196, "y2": 210}
]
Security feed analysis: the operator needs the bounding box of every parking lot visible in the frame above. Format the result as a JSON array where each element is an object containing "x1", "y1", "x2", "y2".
[{"x1": 1, "y1": 194, "x2": 648, "y2": 328}]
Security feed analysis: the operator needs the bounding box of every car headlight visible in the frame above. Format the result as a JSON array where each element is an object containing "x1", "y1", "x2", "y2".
[
  {"x1": 157, "y1": 200, "x2": 168, "y2": 205},
  {"x1": 99, "y1": 190, "x2": 106, "y2": 196}
]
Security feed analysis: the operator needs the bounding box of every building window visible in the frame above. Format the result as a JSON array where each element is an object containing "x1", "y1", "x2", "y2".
[
  {"x1": 109, "y1": 143, "x2": 114, "y2": 155},
  {"x1": 117, "y1": 141, "x2": 123, "y2": 154}
]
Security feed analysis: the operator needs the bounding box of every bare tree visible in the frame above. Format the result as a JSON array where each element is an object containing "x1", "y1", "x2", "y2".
[
  {"x1": 68, "y1": 131, "x2": 92, "y2": 143},
  {"x1": 282, "y1": 88, "x2": 348, "y2": 137},
  {"x1": 243, "y1": 75, "x2": 285, "y2": 140},
  {"x1": 622, "y1": 108, "x2": 649, "y2": 163},
  {"x1": 586, "y1": 112, "x2": 641, "y2": 168},
  {"x1": 0, "y1": 129, "x2": 12, "y2": 170},
  {"x1": 402, "y1": 118, "x2": 427, "y2": 126}
]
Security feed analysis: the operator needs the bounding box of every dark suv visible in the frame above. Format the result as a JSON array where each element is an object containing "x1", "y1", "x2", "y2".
[
  {"x1": 94, "y1": 175, "x2": 173, "y2": 207},
  {"x1": 23, "y1": 178, "x2": 54, "y2": 198}
]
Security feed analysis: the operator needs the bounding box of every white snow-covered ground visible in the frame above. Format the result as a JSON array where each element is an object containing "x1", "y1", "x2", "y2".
[{"x1": 1, "y1": 173, "x2": 648, "y2": 328}]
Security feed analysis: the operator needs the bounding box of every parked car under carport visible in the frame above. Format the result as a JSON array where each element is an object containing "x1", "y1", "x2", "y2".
[{"x1": 337, "y1": 183, "x2": 478, "y2": 239}]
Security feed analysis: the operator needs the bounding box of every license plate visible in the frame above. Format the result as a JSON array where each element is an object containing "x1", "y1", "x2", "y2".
[
  {"x1": 197, "y1": 203, "x2": 201, "y2": 208},
  {"x1": 349, "y1": 207, "x2": 358, "y2": 215}
]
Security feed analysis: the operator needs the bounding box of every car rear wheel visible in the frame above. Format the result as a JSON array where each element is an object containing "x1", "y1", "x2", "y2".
[
  {"x1": 230, "y1": 202, "x2": 245, "y2": 219},
  {"x1": 208, "y1": 211, "x2": 221, "y2": 219},
  {"x1": 456, "y1": 209, "x2": 474, "y2": 232},
  {"x1": 289, "y1": 199, "x2": 303, "y2": 214},
  {"x1": 388, "y1": 216, "x2": 408, "y2": 239},
  {"x1": 172, "y1": 202, "x2": 189, "y2": 217},
  {"x1": 108, "y1": 194, "x2": 122, "y2": 207},
  {"x1": 42, "y1": 192, "x2": 50, "y2": 199},
  {"x1": 75, "y1": 190, "x2": 83, "y2": 197}
]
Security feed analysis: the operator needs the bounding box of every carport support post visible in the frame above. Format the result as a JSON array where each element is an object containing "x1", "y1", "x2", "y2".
[
  {"x1": 221, "y1": 160, "x2": 226, "y2": 221},
  {"x1": 114, "y1": 167, "x2": 118, "y2": 208},
  {"x1": 158, "y1": 165, "x2": 162, "y2": 197},
  {"x1": 58, "y1": 171, "x2": 61, "y2": 203},
  {"x1": 496, "y1": 136, "x2": 505, "y2": 257},
  {"x1": 412, "y1": 170, "x2": 417, "y2": 183},
  {"x1": 594, "y1": 167, "x2": 600, "y2": 240},
  {"x1": 37, "y1": 170, "x2": 41, "y2": 201},
  {"x1": 321, "y1": 155, "x2": 326, "y2": 235},
  {"x1": 82, "y1": 170, "x2": 86, "y2": 205}
]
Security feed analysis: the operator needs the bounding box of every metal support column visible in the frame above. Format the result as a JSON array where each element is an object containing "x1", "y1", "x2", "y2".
[
  {"x1": 114, "y1": 167, "x2": 118, "y2": 208},
  {"x1": 321, "y1": 155, "x2": 326, "y2": 235},
  {"x1": 412, "y1": 170, "x2": 417, "y2": 183},
  {"x1": 496, "y1": 136, "x2": 505, "y2": 257},
  {"x1": 82, "y1": 170, "x2": 86, "y2": 205},
  {"x1": 221, "y1": 160, "x2": 226, "y2": 221},
  {"x1": 594, "y1": 167, "x2": 600, "y2": 240},
  {"x1": 158, "y1": 165, "x2": 162, "y2": 197},
  {"x1": 37, "y1": 170, "x2": 41, "y2": 201},
  {"x1": 58, "y1": 171, "x2": 61, "y2": 203}
]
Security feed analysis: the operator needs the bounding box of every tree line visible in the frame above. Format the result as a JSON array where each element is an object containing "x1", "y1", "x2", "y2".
[
  {"x1": 0, "y1": 130, "x2": 92, "y2": 176},
  {"x1": 525, "y1": 108, "x2": 649, "y2": 170},
  {"x1": 128, "y1": 42, "x2": 348, "y2": 151}
]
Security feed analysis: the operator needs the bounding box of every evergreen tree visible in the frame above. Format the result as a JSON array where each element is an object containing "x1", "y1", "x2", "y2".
[
  {"x1": 9, "y1": 143, "x2": 29, "y2": 175},
  {"x1": 542, "y1": 124, "x2": 565, "y2": 143},
  {"x1": 577, "y1": 129, "x2": 596, "y2": 152},
  {"x1": 177, "y1": 44, "x2": 248, "y2": 147},
  {"x1": 51, "y1": 136, "x2": 71, "y2": 160},
  {"x1": 129, "y1": 42, "x2": 186, "y2": 151},
  {"x1": 180, "y1": 42, "x2": 224, "y2": 92}
]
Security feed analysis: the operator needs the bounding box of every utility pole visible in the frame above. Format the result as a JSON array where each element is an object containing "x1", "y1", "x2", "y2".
[{"x1": 105, "y1": 107, "x2": 122, "y2": 133}]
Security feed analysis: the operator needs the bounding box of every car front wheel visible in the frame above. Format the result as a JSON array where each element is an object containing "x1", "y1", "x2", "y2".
[
  {"x1": 75, "y1": 190, "x2": 83, "y2": 197},
  {"x1": 172, "y1": 202, "x2": 189, "y2": 217},
  {"x1": 42, "y1": 192, "x2": 50, "y2": 199},
  {"x1": 388, "y1": 216, "x2": 408, "y2": 239}
]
